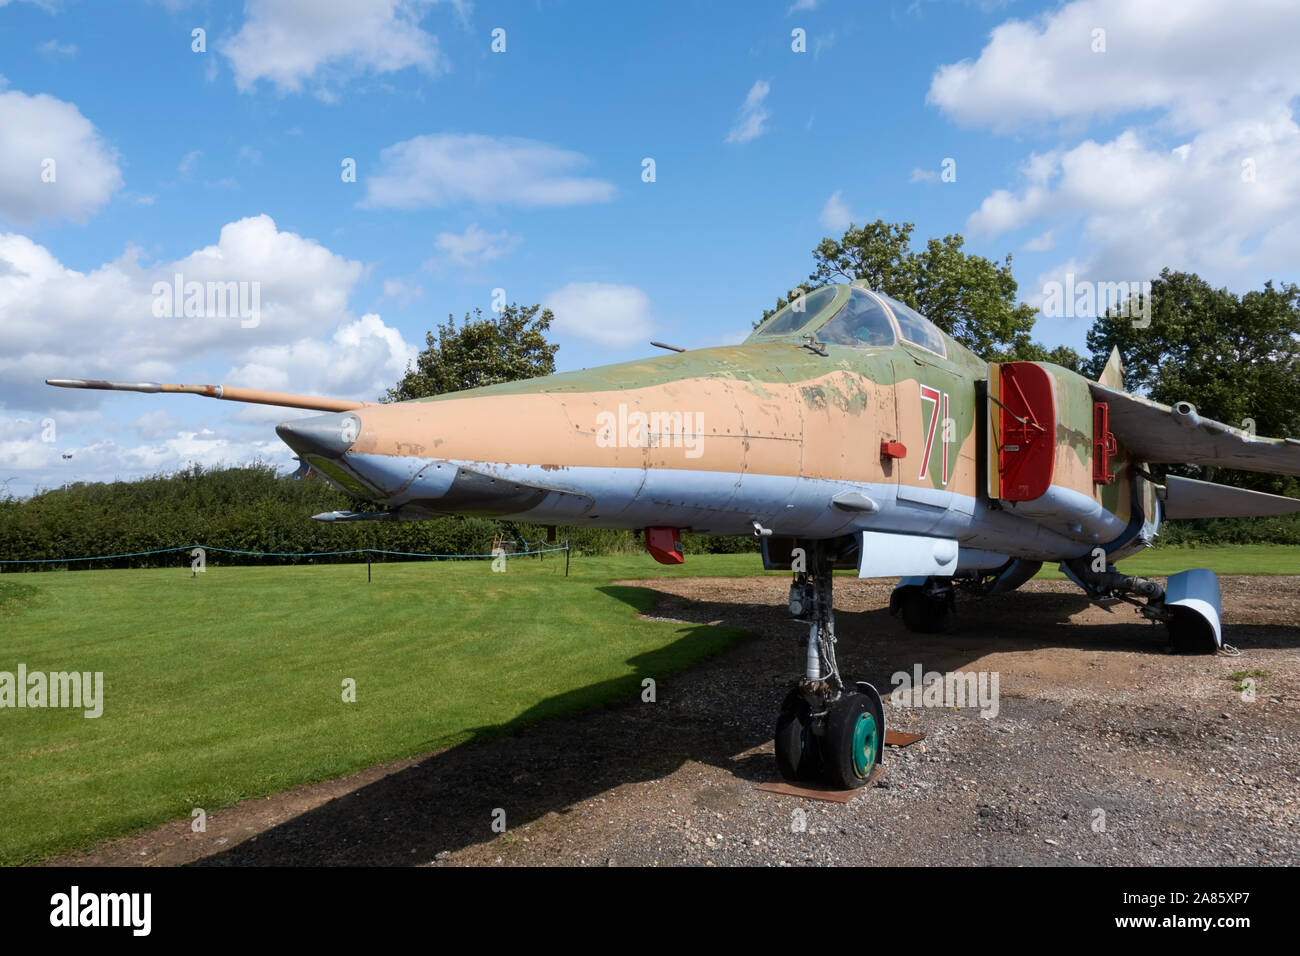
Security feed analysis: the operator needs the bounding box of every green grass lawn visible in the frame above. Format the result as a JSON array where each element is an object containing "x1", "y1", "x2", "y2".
[
  {"x1": 2, "y1": 543, "x2": 1297, "y2": 864},
  {"x1": 1035, "y1": 544, "x2": 1300, "y2": 578},
  {"x1": 0, "y1": 554, "x2": 750, "y2": 865}
]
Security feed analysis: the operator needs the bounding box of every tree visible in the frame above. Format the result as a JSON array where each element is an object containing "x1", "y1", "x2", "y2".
[
  {"x1": 384, "y1": 302, "x2": 560, "y2": 402},
  {"x1": 1084, "y1": 268, "x2": 1300, "y2": 494},
  {"x1": 1002, "y1": 339, "x2": 1085, "y2": 373},
  {"x1": 763, "y1": 219, "x2": 1047, "y2": 362}
]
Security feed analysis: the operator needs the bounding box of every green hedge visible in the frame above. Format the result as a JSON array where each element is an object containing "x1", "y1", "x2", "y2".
[
  {"x1": 10, "y1": 461, "x2": 1288, "y2": 571},
  {"x1": 0, "y1": 463, "x2": 757, "y2": 570}
]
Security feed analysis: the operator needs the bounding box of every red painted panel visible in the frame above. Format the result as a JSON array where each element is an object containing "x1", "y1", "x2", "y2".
[
  {"x1": 998, "y1": 362, "x2": 1055, "y2": 501},
  {"x1": 644, "y1": 526, "x2": 685, "y2": 564},
  {"x1": 1093, "y1": 402, "x2": 1117, "y2": 484},
  {"x1": 880, "y1": 439, "x2": 907, "y2": 460}
]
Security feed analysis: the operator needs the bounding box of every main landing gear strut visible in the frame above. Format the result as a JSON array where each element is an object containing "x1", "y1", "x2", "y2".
[{"x1": 774, "y1": 542, "x2": 885, "y2": 789}]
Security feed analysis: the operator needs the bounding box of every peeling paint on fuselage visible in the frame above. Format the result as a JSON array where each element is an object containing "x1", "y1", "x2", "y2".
[{"x1": 299, "y1": 290, "x2": 1138, "y2": 565}]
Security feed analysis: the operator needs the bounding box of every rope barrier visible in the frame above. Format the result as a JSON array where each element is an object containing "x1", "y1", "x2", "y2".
[{"x1": 0, "y1": 543, "x2": 571, "y2": 565}]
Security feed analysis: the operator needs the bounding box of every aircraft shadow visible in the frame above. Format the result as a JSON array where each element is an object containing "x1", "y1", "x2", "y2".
[
  {"x1": 186, "y1": 580, "x2": 1295, "y2": 866},
  {"x1": 189, "y1": 618, "x2": 788, "y2": 866}
]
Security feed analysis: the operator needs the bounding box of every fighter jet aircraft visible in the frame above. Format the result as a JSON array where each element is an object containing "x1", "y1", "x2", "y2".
[{"x1": 48, "y1": 280, "x2": 1300, "y2": 789}]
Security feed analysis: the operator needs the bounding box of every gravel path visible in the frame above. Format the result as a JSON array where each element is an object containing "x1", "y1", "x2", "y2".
[{"x1": 48, "y1": 576, "x2": 1299, "y2": 867}]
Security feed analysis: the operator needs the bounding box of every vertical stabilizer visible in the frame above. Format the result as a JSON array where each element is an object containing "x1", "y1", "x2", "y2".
[{"x1": 1097, "y1": 346, "x2": 1124, "y2": 390}]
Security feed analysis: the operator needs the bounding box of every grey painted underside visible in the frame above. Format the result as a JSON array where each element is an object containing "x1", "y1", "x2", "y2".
[
  {"x1": 340, "y1": 452, "x2": 1103, "y2": 563},
  {"x1": 1161, "y1": 474, "x2": 1300, "y2": 518}
]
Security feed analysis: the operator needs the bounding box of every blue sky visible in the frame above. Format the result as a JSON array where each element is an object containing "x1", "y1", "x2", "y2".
[{"x1": 2, "y1": 0, "x2": 1298, "y2": 496}]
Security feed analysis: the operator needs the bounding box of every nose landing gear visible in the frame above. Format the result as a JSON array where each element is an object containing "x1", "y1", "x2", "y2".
[{"x1": 773, "y1": 542, "x2": 885, "y2": 789}]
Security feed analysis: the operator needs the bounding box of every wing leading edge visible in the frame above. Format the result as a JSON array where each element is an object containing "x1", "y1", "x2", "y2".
[{"x1": 1090, "y1": 382, "x2": 1300, "y2": 477}]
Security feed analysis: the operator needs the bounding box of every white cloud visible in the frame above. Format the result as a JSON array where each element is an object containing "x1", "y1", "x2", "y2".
[
  {"x1": 908, "y1": 167, "x2": 939, "y2": 184},
  {"x1": 362, "y1": 133, "x2": 615, "y2": 209},
  {"x1": 937, "y1": 0, "x2": 1300, "y2": 296},
  {"x1": 927, "y1": 0, "x2": 1300, "y2": 132},
  {"x1": 0, "y1": 214, "x2": 383, "y2": 412},
  {"x1": 0, "y1": 88, "x2": 121, "y2": 224},
  {"x1": 0, "y1": 216, "x2": 420, "y2": 493},
  {"x1": 0, "y1": 431, "x2": 292, "y2": 496},
  {"x1": 726, "y1": 80, "x2": 771, "y2": 144},
  {"x1": 543, "y1": 282, "x2": 655, "y2": 348},
  {"x1": 133, "y1": 409, "x2": 184, "y2": 440},
  {"x1": 1021, "y1": 230, "x2": 1055, "y2": 253},
  {"x1": 788, "y1": 0, "x2": 818, "y2": 12},
  {"x1": 37, "y1": 40, "x2": 77, "y2": 58},
  {"x1": 178, "y1": 149, "x2": 202, "y2": 177},
  {"x1": 107, "y1": 432, "x2": 283, "y2": 475},
  {"x1": 968, "y1": 113, "x2": 1300, "y2": 288},
  {"x1": 381, "y1": 277, "x2": 424, "y2": 305},
  {"x1": 226, "y1": 313, "x2": 418, "y2": 406},
  {"x1": 819, "y1": 190, "x2": 852, "y2": 231},
  {"x1": 427, "y1": 223, "x2": 520, "y2": 270},
  {"x1": 0, "y1": 410, "x2": 102, "y2": 444},
  {"x1": 222, "y1": 0, "x2": 455, "y2": 96}
]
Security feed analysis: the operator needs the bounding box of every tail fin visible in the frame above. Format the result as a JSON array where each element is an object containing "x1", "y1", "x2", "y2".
[{"x1": 1096, "y1": 346, "x2": 1124, "y2": 390}]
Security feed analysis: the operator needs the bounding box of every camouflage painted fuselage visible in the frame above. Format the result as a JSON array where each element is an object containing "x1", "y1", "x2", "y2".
[{"x1": 284, "y1": 286, "x2": 1155, "y2": 571}]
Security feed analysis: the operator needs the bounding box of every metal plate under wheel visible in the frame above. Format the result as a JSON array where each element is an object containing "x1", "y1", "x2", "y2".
[
  {"x1": 885, "y1": 730, "x2": 925, "y2": 747},
  {"x1": 756, "y1": 764, "x2": 885, "y2": 803}
]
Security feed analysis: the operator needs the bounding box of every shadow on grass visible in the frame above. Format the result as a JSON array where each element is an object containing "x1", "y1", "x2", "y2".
[
  {"x1": 191, "y1": 613, "x2": 766, "y2": 866},
  {"x1": 187, "y1": 580, "x2": 1298, "y2": 866}
]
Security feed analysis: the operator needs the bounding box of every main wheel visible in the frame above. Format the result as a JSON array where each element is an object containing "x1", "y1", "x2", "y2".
[
  {"x1": 774, "y1": 688, "x2": 821, "y2": 781},
  {"x1": 820, "y1": 687, "x2": 884, "y2": 790},
  {"x1": 898, "y1": 587, "x2": 952, "y2": 633}
]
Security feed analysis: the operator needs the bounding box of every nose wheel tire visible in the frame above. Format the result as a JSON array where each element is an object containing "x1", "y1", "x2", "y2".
[
  {"x1": 774, "y1": 688, "x2": 822, "y2": 782},
  {"x1": 820, "y1": 686, "x2": 885, "y2": 790}
]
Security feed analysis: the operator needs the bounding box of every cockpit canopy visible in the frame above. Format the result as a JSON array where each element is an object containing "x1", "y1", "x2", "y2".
[{"x1": 748, "y1": 284, "x2": 947, "y2": 358}]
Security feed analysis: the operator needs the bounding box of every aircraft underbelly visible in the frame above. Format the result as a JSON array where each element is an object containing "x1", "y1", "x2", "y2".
[
  {"x1": 375, "y1": 457, "x2": 1100, "y2": 553},
  {"x1": 336, "y1": 445, "x2": 1110, "y2": 563}
]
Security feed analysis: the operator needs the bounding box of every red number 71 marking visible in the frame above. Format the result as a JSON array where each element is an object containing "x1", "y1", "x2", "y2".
[{"x1": 918, "y1": 384, "x2": 950, "y2": 486}]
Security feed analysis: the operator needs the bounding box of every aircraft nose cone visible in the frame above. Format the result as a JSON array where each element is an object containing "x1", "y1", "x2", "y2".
[{"x1": 275, "y1": 412, "x2": 360, "y2": 459}]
